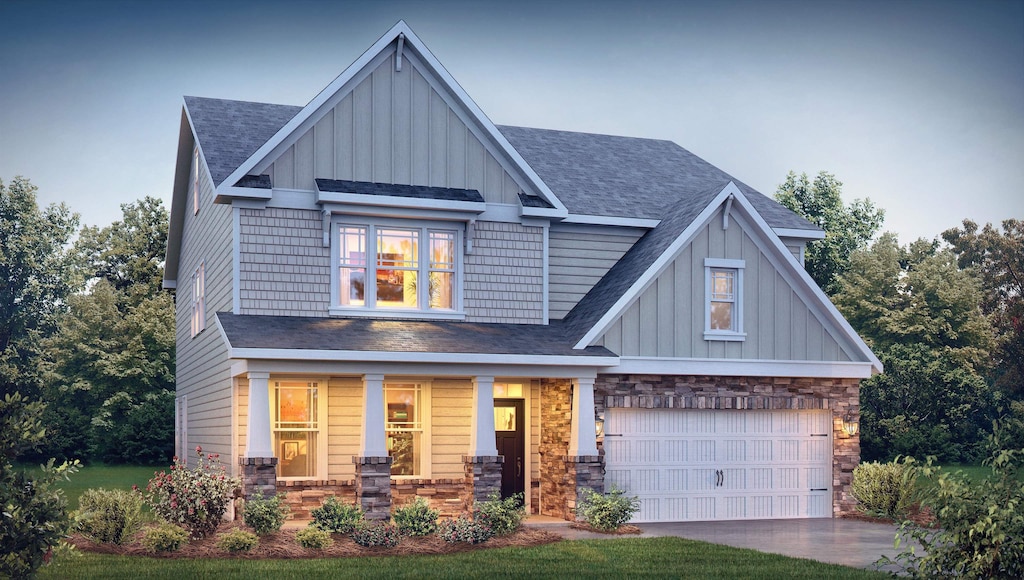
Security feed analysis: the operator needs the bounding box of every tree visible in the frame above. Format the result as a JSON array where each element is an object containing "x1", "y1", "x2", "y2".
[
  {"x1": 774, "y1": 171, "x2": 884, "y2": 295},
  {"x1": 942, "y1": 219, "x2": 1024, "y2": 395},
  {"x1": 0, "y1": 177, "x2": 79, "y2": 398},
  {"x1": 835, "y1": 234, "x2": 997, "y2": 462}
]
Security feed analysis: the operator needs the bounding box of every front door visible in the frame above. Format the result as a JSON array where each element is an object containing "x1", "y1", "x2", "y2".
[{"x1": 494, "y1": 399, "x2": 525, "y2": 499}]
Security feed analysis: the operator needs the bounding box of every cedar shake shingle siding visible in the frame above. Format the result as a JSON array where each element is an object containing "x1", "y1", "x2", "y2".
[{"x1": 463, "y1": 221, "x2": 545, "y2": 324}]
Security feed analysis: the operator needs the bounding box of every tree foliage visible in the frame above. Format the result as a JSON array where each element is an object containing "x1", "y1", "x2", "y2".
[
  {"x1": 0, "y1": 177, "x2": 79, "y2": 399},
  {"x1": 943, "y1": 219, "x2": 1024, "y2": 395},
  {"x1": 774, "y1": 171, "x2": 884, "y2": 295}
]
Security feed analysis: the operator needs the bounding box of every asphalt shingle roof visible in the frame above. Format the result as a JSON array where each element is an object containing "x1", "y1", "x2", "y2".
[
  {"x1": 217, "y1": 313, "x2": 614, "y2": 357},
  {"x1": 315, "y1": 179, "x2": 484, "y2": 203}
]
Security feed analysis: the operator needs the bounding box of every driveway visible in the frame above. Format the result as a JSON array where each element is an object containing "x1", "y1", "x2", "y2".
[{"x1": 533, "y1": 517, "x2": 908, "y2": 572}]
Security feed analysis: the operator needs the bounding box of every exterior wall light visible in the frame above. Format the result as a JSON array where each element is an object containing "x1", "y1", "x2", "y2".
[
  {"x1": 595, "y1": 412, "x2": 605, "y2": 438},
  {"x1": 842, "y1": 412, "x2": 859, "y2": 437}
]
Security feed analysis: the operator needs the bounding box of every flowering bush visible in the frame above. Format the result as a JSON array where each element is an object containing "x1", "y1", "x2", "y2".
[
  {"x1": 295, "y1": 527, "x2": 333, "y2": 550},
  {"x1": 216, "y1": 529, "x2": 259, "y2": 553},
  {"x1": 242, "y1": 491, "x2": 290, "y2": 536},
  {"x1": 141, "y1": 446, "x2": 240, "y2": 539},
  {"x1": 140, "y1": 523, "x2": 189, "y2": 553},
  {"x1": 351, "y1": 521, "x2": 401, "y2": 548},
  {"x1": 474, "y1": 492, "x2": 525, "y2": 536},
  {"x1": 392, "y1": 497, "x2": 439, "y2": 536},
  {"x1": 437, "y1": 515, "x2": 493, "y2": 544},
  {"x1": 310, "y1": 496, "x2": 363, "y2": 533}
]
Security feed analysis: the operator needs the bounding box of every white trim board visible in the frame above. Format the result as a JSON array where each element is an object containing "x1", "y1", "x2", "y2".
[
  {"x1": 231, "y1": 359, "x2": 603, "y2": 380},
  {"x1": 227, "y1": 347, "x2": 618, "y2": 368},
  {"x1": 604, "y1": 356, "x2": 875, "y2": 379}
]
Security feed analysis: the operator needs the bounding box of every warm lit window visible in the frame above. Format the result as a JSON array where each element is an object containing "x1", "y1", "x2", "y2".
[
  {"x1": 192, "y1": 147, "x2": 200, "y2": 215},
  {"x1": 333, "y1": 221, "x2": 460, "y2": 316},
  {"x1": 385, "y1": 383, "x2": 426, "y2": 477},
  {"x1": 274, "y1": 380, "x2": 321, "y2": 479},
  {"x1": 190, "y1": 262, "x2": 205, "y2": 337},
  {"x1": 704, "y1": 258, "x2": 745, "y2": 341}
]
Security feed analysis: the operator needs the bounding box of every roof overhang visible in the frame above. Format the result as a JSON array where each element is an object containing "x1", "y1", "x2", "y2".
[{"x1": 773, "y1": 227, "x2": 826, "y2": 240}]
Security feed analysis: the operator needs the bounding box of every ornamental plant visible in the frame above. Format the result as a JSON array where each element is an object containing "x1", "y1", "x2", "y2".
[
  {"x1": 437, "y1": 515, "x2": 493, "y2": 544},
  {"x1": 576, "y1": 487, "x2": 641, "y2": 531},
  {"x1": 76, "y1": 488, "x2": 146, "y2": 544},
  {"x1": 141, "y1": 446, "x2": 240, "y2": 539},
  {"x1": 350, "y1": 521, "x2": 401, "y2": 548},
  {"x1": 295, "y1": 527, "x2": 333, "y2": 550},
  {"x1": 242, "y1": 491, "x2": 290, "y2": 536},
  {"x1": 392, "y1": 497, "x2": 439, "y2": 536},
  {"x1": 851, "y1": 456, "x2": 920, "y2": 520},
  {"x1": 474, "y1": 492, "x2": 525, "y2": 536},
  {"x1": 216, "y1": 529, "x2": 259, "y2": 553},
  {"x1": 139, "y1": 523, "x2": 189, "y2": 553},
  {"x1": 310, "y1": 496, "x2": 364, "y2": 533}
]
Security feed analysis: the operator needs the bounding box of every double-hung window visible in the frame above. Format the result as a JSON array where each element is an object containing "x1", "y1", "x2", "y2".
[
  {"x1": 273, "y1": 380, "x2": 323, "y2": 479},
  {"x1": 385, "y1": 383, "x2": 428, "y2": 477},
  {"x1": 333, "y1": 219, "x2": 461, "y2": 317},
  {"x1": 190, "y1": 262, "x2": 205, "y2": 337},
  {"x1": 704, "y1": 258, "x2": 745, "y2": 341}
]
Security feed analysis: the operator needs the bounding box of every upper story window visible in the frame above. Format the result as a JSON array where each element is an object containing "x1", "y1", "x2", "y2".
[
  {"x1": 192, "y1": 148, "x2": 200, "y2": 216},
  {"x1": 704, "y1": 258, "x2": 745, "y2": 341},
  {"x1": 332, "y1": 218, "x2": 462, "y2": 318},
  {"x1": 190, "y1": 261, "x2": 205, "y2": 337}
]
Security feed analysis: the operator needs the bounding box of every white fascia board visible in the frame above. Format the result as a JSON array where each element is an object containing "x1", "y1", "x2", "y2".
[
  {"x1": 773, "y1": 227, "x2": 826, "y2": 240},
  {"x1": 727, "y1": 190, "x2": 883, "y2": 374},
  {"x1": 164, "y1": 106, "x2": 196, "y2": 286},
  {"x1": 573, "y1": 183, "x2": 742, "y2": 349},
  {"x1": 316, "y1": 191, "x2": 485, "y2": 214},
  {"x1": 521, "y1": 206, "x2": 568, "y2": 220},
  {"x1": 321, "y1": 202, "x2": 478, "y2": 223},
  {"x1": 239, "y1": 359, "x2": 601, "y2": 379},
  {"x1": 214, "y1": 186, "x2": 272, "y2": 205},
  {"x1": 563, "y1": 214, "x2": 661, "y2": 228},
  {"x1": 227, "y1": 347, "x2": 618, "y2": 368},
  {"x1": 605, "y1": 356, "x2": 875, "y2": 379}
]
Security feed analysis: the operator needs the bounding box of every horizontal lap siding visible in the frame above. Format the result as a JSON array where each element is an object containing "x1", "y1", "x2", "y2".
[
  {"x1": 599, "y1": 207, "x2": 853, "y2": 362},
  {"x1": 549, "y1": 227, "x2": 641, "y2": 319},
  {"x1": 177, "y1": 149, "x2": 234, "y2": 466},
  {"x1": 263, "y1": 50, "x2": 530, "y2": 204},
  {"x1": 327, "y1": 377, "x2": 362, "y2": 480},
  {"x1": 464, "y1": 221, "x2": 544, "y2": 323},
  {"x1": 238, "y1": 208, "x2": 331, "y2": 317},
  {"x1": 431, "y1": 379, "x2": 472, "y2": 478}
]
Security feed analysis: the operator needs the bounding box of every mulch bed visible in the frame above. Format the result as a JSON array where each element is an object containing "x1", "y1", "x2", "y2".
[
  {"x1": 68, "y1": 521, "x2": 563, "y2": 559},
  {"x1": 569, "y1": 522, "x2": 643, "y2": 535},
  {"x1": 841, "y1": 504, "x2": 936, "y2": 527}
]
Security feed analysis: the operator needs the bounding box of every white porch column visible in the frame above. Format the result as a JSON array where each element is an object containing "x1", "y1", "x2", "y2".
[
  {"x1": 360, "y1": 373, "x2": 388, "y2": 457},
  {"x1": 568, "y1": 377, "x2": 599, "y2": 456},
  {"x1": 468, "y1": 376, "x2": 498, "y2": 456},
  {"x1": 245, "y1": 371, "x2": 274, "y2": 457}
]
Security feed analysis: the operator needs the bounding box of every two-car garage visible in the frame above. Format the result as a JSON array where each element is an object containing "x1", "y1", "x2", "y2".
[{"x1": 603, "y1": 408, "x2": 833, "y2": 523}]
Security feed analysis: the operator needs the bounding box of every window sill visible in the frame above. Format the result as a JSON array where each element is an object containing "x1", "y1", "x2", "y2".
[
  {"x1": 704, "y1": 331, "x2": 746, "y2": 342},
  {"x1": 329, "y1": 308, "x2": 466, "y2": 321}
]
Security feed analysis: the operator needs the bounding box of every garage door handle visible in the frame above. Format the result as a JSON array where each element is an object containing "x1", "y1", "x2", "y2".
[
  {"x1": 715, "y1": 470, "x2": 723, "y2": 487},
  {"x1": 810, "y1": 488, "x2": 828, "y2": 491}
]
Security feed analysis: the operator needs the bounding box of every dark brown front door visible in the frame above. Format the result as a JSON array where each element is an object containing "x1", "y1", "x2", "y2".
[{"x1": 494, "y1": 399, "x2": 525, "y2": 500}]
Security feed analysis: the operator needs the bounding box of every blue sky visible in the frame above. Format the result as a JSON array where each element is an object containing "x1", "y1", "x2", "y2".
[{"x1": 1, "y1": 0, "x2": 1021, "y2": 243}]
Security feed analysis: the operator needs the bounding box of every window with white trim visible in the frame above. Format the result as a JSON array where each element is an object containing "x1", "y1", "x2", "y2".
[
  {"x1": 190, "y1": 262, "x2": 205, "y2": 337},
  {"x1": 192, "y1": 147, "x2": 200, "y2": 215},
  {"x1": 332, "y1": 219, "x2": 461, "y2": 317},
  {"x1": 704, "y1": 258, "x2": 745, "y2": 341},
  {"x1": 385, "y1": 382, "x2": 429, "y2": 477},
  {"x1": 273, "y1": 380, "x2": 324, "y2": 479}
]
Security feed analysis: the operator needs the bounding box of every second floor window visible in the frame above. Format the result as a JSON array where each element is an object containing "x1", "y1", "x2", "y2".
[
  {"x1": 335, "y1": 221, "x2": 459, "y2": 314},
  {"x1": 190, "y1": 262, "x2": 205, "y2": 337}
]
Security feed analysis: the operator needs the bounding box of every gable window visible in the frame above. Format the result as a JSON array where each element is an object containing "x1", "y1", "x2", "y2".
[
  {"x1": 385, "y1": 383, "x2": 429, "y2": 477},
  {"x1": 273, "y1": 380, "x2": 323, "y2": 479},
  {"x1": 190, "y1": 262, "x2": 205, "y2": 337},
  {"x1": 192, "y1": 147, "x2": 200, "y2": 215},
  {"x1": 332, "y1": 219, "x2": 462, "y2": 318},
  {"x1": 704, "y1": 258, "x2": 745, "y2": 341}
]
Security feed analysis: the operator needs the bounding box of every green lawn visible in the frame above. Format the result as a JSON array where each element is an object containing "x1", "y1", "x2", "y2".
[
  {"x1": 42, "y1": 537, "x2": 887, "y2": 579},
  {"x1": 18, "y1": 462, "x2": 161, "y2": 510}
]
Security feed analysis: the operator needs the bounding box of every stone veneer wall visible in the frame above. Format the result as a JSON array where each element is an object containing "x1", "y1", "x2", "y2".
[
  {"x1": 594, "y1": 374, "x2": 861, "y2": 516},
  {"x1": 277, "y1": 480, "x2": 357, "y2": 520},
  {"x1": 463, "y1": 456, "x2": 503, "y2": 506},
  {"x1": 392, "y1": 478, "x2": 469, "y2": 518},
  {"x1": 538, "y1": 379, "x2": 574, "y2": 519},
  {"x1": 239, "y1": 457, "x2": 278, "y2": 499}
]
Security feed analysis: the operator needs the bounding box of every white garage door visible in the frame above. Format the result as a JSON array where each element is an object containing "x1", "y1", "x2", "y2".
[{"x1": 604, "y1": 408, "x2": 832, "y2": 522}]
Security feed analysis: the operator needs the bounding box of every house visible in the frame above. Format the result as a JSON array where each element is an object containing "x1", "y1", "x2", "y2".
[{"x1": 163, "y1": 21, "x2": 881, "y2": 523}]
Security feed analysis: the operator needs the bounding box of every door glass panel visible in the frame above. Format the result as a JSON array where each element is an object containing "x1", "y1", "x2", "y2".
[{"x1": 494, "y1": 406, "x2": 516, "y2": 431}]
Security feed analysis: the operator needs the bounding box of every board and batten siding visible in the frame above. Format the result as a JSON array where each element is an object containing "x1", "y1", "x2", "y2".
[
  {"x1": 598, "y1": 207, "x2": 855, "y2": 362},
  {"x1": 258, "y1": 49, "x2": 531, "y2": 204},
  {"x1": 176, "y1": 146, "x2": 235, "y2": 466},
  {"x1": 548, "y1": 225, "x2": 643, "y2": 319},
  {"x1": 238, "y1": 207, "x2": 331, "y2": 317}
]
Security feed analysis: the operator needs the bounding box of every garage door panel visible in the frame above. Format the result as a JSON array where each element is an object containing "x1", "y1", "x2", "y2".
[{"x1": 605, "y1": 409, "x2": 832, "y2": 523}]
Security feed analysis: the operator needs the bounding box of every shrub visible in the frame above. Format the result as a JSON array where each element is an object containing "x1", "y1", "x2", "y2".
[
  {"x1": 473, "y1": 492, "x2": 524, "y2": 536},
  {"x1": 141, "y1": 446, "x2": 240, "y2": 539},
  {"x1": 216, "y1": 529, "x2": 259, "y2": 553},
  {"x1": 851, "y1": 456, "x2": 920, "y2": 520},
  {"x1": 576, "y1": 487, "x2": 641, "y2": 531},
  {"x1": 351, "y1": 521, "x2": 401, "y2": 548},
  {"x1": 437, "y1": 515, "x2": 493, "y2": 544},
  {"x1": 140, "y1": 523, "x2": 189, "y2": 553},
  {"x1": 310, "y1": 496, "x2": 363, "y2": 533},
  {"x1": 392, "y1": 497, "x2": 439, "y2": 536},
  {"x1": 242, "y1": 492, "x2": 290, "y2": 536},
  {"x1": 76, "y1": 488, "x2": 146, "y2": 545},
  {"x1": 882, "y1": 426, "x2": 1024, "y2": 579},
  {"x1": 295, "y1": 527, "x2": 333, "y2": 550}
]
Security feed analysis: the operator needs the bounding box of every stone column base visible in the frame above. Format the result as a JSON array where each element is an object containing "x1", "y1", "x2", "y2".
[
  {"x1": 239, "y1": 457, "x2": 278, "y2": 500},
  {"x1": 463, "y1": 455, "x2": 503, "y2": 506},
  {"x1": 566, "y1": 455, "x2": 604, "y2": 521},
  {"x1": 354, "y1": 456, "x2": 392, "y2": 520}
]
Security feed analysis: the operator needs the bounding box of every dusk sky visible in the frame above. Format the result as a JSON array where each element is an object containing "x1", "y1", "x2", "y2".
[{"x1": 1, "y1": 0, "x2": 1021, "y2": 244}]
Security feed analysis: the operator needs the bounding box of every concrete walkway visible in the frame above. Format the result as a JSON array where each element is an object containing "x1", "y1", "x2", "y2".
[{"x1": 526, "y1": 517, "x2": 907, "y2": 571}]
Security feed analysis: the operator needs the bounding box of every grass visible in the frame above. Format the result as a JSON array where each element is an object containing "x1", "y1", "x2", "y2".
[
  {"x1": 17, "y1": 462, "x2": 161, "y2": 510},
  {"x1": 41, "y1": 537, "x2": 887, "y2": 579}
]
